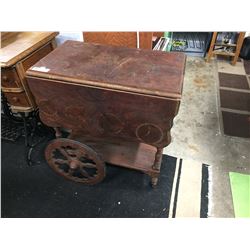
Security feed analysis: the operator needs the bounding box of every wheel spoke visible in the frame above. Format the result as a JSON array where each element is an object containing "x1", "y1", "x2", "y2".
[
  {"x1": 79, "y1": 162, "x2": 96, "y2": 169},
  {"x1": 80, "y1": 168, "x2": 90, "y2": 178},
  {"x1": 54, "y1": 159, "x2": 68, "y2": 165},
  {"x1": 66, "y1": 149, "x2": 78, "y2": 158},
  {"x1": 58, "y1": 147, "x2": 70, "y2": 160},
  {"x1": 74, "y1": 149, "x2": 86, "y2": 158}
]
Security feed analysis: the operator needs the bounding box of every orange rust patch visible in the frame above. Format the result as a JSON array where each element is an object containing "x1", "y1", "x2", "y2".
[{"x1": 193, "y1": 77, "x2": 207, "y2": 88}]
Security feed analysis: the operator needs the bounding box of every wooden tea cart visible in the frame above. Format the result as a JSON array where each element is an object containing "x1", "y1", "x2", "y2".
[{"x1": 26, "y1": 41, "x2": 186, "y2": 187}]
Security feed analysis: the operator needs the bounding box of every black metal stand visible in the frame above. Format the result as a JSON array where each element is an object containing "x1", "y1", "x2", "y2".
[
  {"x1": 20, "y1": 112, "x2": 29, "y2": 146},
  {"x1": 1, "y1": 92, "x2": 24, "y2": 141},
  {"x1": 2, "y1": 92, "x2": 55, "y2": 166},
  {"x1": 24, "y1": 110, "x2": 55, "y2": 166}
]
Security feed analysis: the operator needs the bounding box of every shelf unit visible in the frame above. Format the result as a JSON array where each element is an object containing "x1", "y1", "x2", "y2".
[{"x1": 206, "y1": 32, "x2": 246, "y2": 65}]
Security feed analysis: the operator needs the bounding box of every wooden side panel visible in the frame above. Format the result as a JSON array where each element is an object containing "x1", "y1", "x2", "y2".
[
  {"x1": 1, "y1": 67, "x2": 22, "y2": 88},
  {"x1": 139, "y1": 32, "x2": 153, "y2": 49},
  {"x1": 153, "y1": 32, "x2": 164, "y2": 37},
  {"x1": 83, "y1": 32, "x2": 157, "y2": 49},
  {"x1": 22, "y1": 42, "x2": 54, "y2": 71},
  {"x1": 15, "y1": 62, "x2": 36, "y2": 109},
  {"x1": 83, "y1": 32, "x2": 137, "y2": 48},
  {"x1": 4, "y1": 91, "x2": 30, "y2": 107},
  {"x1": 27, "y1": 77, "x2": 181, "y2": 148}
]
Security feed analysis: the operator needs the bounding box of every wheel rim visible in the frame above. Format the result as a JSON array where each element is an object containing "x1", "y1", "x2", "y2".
[{"x1": 45, "y1": 138, "x2": 105, "y2": 185}]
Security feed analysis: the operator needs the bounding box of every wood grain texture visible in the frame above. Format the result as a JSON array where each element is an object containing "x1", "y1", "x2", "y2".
[
  {"x1": 4, "y1": 91, "x2": 30, "y2": 107},
  {"x1": 27, "y1": 40, "x2": 186, "y2": 99},
  {"x1": 27, "y1": 77, "x2": 179, "y2": 148},
  {"x1": 22, "y1": 42, "x2": 54, "y2": 71},
  {"x1": 0, "y1": 32, "x2": 58, "y2": 67},
  {"x1": 153, "y1": 32, "x2": 164, "y2": 37},
  {"x1": 83, "y1": 32, "x2": 137, "y2": 48},
  {"x1": 15, "y1": 63, "x2": 37, "y2": 109},
  {"x1": 1, "y1": 67, "x2": 22, "y2": 88},
  {"x1": 232, "y1": 32, "x2": 246, "y2": 65},
  {"x1": 206, "y1": 32, "x2": 218, "y2": 62},
  {"x1": 139, "y1": 32, "x2": 153, "y2": 49},
  {"x1": 85, "y1": 139, "x2": 159, "y2": 175},
  {"x1": 83, "y1": 32, "x2": 154, "y2": 49},
  {"x1": 1, "y1": 86, "x2": 24, "y2": 93}
]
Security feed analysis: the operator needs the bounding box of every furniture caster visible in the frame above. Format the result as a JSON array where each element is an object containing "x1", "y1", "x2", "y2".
[{"x1": 45, "y1": 138, "x2": 106, "y2": 185}]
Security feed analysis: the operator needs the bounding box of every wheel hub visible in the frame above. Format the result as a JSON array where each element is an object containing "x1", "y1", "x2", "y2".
[{"x1": 69, "y1": 160, "x2": 79, "y2": 169}]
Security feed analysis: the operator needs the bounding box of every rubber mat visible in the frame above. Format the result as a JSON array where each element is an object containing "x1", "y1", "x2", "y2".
[
  {"x1": 244, "y1": 60, "x2": 250, "y2": 75},
  {"x1": 222, "y1": 111, "x2": 250, "y2": 138},
  {"x1": 1, "y1": 139, "x2": 210, "y2": 218},
  {"x1": 217, "y1": 59, "x2": 250, "y2": 138},
  {"x1": 1, "y1": 116, "x2": 23, "y2": 142},
  {"x1": 220, "y1": 90, "x2": 250, "y2": 112},
  {"x1": 219, "y1": 72, "x2": 249, "y2": 89}
]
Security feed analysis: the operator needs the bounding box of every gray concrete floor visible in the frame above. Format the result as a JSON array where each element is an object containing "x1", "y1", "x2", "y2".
[{"x1": 164, "y1": 56, "x2": 250, "y2": 217}]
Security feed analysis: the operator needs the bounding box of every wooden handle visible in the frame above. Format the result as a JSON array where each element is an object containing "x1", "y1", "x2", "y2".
[{"x1": 12, "y1": 97, "x2": 19, "y2": 102}]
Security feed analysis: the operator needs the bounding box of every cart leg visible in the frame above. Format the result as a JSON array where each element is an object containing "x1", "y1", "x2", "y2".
[
  {"x1": 151, "y1": 148, "x2": 163, "y2": 187},
  {"x1": 151, "y1": 176, "x2": 159, "y2": 188},
  {"x1": 152, "y1": 147, "x2": 163, "y2": 171}
]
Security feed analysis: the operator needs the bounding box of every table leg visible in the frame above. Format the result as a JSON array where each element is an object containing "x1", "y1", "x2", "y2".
[
  {"x1": 232, "y1": 32, "x2": 246, "y2": 65},
  {"x1": 206, "y1": 32, "x2": 218, "y2": 62},
  {"x1": 151, "y1": 177, "x2": 159, "y2": 187}
]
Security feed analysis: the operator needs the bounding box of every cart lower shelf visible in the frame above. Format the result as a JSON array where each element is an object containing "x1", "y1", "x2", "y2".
[{"x1": 85, "y1": 139, "x2": 159, "y2": 175}]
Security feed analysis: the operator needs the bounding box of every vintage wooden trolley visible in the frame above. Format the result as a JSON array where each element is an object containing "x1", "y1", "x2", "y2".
[{"x1": 26, "y1": 41, "x2": 186, "y2": 187}]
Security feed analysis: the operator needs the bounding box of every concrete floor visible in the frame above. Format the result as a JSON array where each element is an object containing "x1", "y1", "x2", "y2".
[{"x1": 164, "y1": 56, "x2": 250, "y2": 217}]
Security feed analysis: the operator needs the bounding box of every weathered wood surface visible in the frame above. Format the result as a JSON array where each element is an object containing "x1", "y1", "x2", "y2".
[
  {"x1": 27, "y1": 40, "x2": 186, "y2": 99},
  {"x1": 0, "y1": 32, "x2": 58, "y2": 67},
  {"x1": 27, "y1": 77, "x2": 181, "y2": 148}
]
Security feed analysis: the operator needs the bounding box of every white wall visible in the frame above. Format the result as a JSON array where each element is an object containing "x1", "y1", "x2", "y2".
[{"x1": 55, "y1": 32, "x2": 83, "y2": 46}]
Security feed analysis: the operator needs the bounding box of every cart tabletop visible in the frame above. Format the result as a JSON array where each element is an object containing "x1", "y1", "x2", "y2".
[
  {"x1": 0, "y1": 32, "x2": 59, "y2": 67},
  {"x1": 27, "y1": 40, "x2": 186, "y2": 99}
]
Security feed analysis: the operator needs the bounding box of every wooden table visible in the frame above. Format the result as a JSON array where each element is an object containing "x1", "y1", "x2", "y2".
[
  {"x1": 1, "y1": 32, "x2": 58, "y2": 113},
  {"x1": 26, "y1": 40, "x2": 186, "y2": 187}
]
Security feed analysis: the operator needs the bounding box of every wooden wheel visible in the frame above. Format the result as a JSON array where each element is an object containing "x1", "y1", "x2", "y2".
[{"x1": 45, "y1": 138, "x2": 106, "y2": 185}]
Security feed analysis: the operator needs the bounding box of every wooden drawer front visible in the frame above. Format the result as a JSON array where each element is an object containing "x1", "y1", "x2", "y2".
[
  {"x1": 4, "y1": 92, "x2": 31, "y2": 107},
  {"x1": 22, "y1": 42, "x2": 53, "y2": 71},
  {"x1": 1, "y1": 67, "x2": 21, "y2": 88}
]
